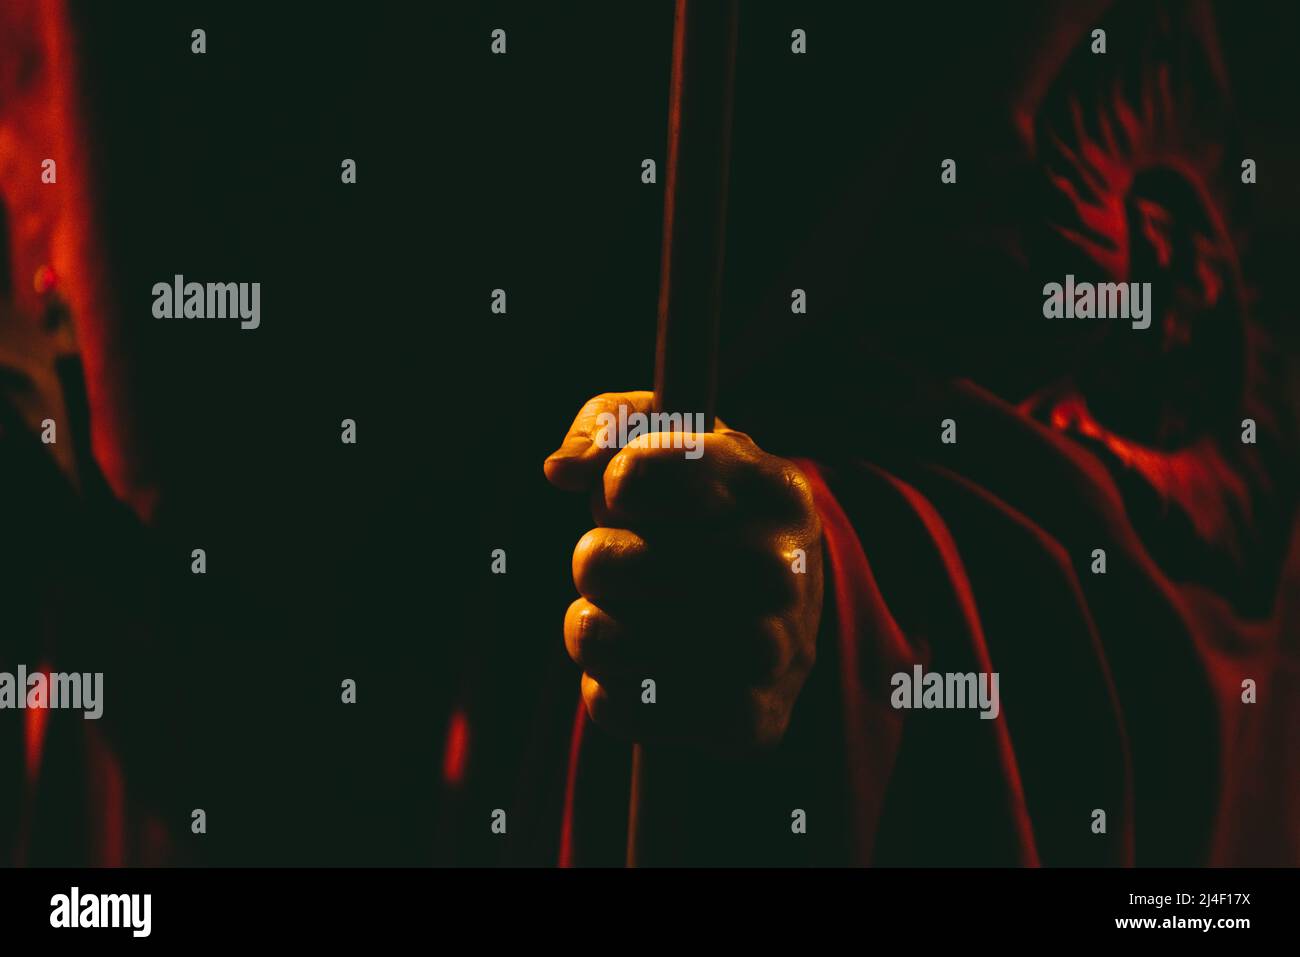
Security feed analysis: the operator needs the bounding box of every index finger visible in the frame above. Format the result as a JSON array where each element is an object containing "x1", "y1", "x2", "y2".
[{"x1": 543, "y1": 391, "x2": 656, "y2": 491}]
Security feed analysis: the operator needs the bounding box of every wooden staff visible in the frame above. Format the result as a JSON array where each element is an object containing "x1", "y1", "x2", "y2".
[{"x1": 627, "y1": 0, "x2": 739, "y2": 868}]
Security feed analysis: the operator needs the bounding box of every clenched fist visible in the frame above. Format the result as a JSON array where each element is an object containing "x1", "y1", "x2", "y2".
[{"x1": 544, "y1": 391, "x2": 823, "y2": 754}]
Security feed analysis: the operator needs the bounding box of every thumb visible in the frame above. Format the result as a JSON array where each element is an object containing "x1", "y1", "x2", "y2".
[{"x1": 543, "y1": 390, "x2": 656, "y2": 492}]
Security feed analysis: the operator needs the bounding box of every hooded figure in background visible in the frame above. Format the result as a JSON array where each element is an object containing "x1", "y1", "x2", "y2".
[
  {"x1": 2, "y1": 1, "x2": 1297, "y2": 868},
  {"x1": 524, "y1": 0, "x2": 1300, "y2": 866}
]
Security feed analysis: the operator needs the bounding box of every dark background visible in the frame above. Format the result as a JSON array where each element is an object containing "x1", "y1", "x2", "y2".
[{"x1": 55, "y1": 1, "x2": 1298, "y2": 864}]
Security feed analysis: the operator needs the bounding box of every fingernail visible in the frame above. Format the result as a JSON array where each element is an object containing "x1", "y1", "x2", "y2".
[{"x1": 547, "y1": 437, "x2": 591, "y2": 462}]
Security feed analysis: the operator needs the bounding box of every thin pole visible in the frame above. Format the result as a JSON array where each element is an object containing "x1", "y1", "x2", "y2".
[{"x1": 629, "y1": 0, "x2": 738, "y2": 868}]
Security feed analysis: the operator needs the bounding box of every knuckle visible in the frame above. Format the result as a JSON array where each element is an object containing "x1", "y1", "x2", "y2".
[
  {"x1": 580, "y1": 673, "x2": 606, "y2": 716},
  {"x1": 719, "y1": 434, "x2": 763, "y2": 477},
  {"x1": 722, "y1": 429, "x2": 761, "y2": 458},
  {"x1": 571, "y1": 529, "x2": 604, "y2": 586},
  {"x1": 563, "y1": 599, "x2": 596, "y2": 664},
  {"x1": 573, "y1": 528, "x2": 643, "y2": 599},
  {"x1": 779, "y1": 461, "x2": 817, "y2": 514},
  {"x1": 603, "y1": 448, "x2": 646, "y2": 509},
  {"x1": 581, "y1": 673, "x2": 622, "y2": 732},
  {"x1": 585, "y1": 392, "x2": 620, "y2": 415}
]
